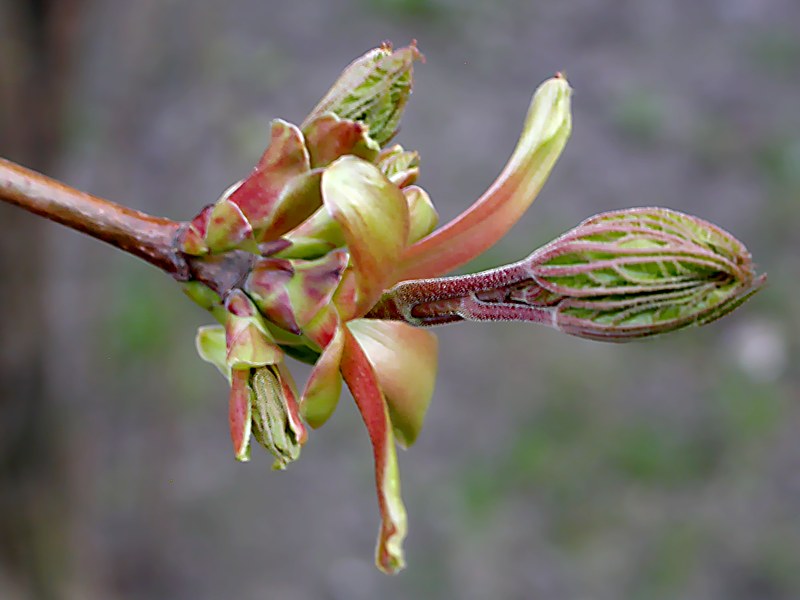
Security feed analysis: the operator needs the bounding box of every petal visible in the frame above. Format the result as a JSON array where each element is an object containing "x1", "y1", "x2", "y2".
[
  {"x1": 322, "y1": 156, "x2": 410, "y2": 317},
  {"x1": 229, "y1": 369, "x2": 253, "y2": 462},
  {"x1": 394, "y1": 75, "x2": 572, "y2": 281},
  {"x1": 340, "y1": 327, "x2": 407, "y2": 574},
  {"x1": 348, "y1": 319, "x2": 438, "y2": 447}
]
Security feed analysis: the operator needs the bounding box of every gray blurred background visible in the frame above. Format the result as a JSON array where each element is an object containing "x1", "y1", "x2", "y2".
[{"x1": 1, "y1": 0, "x2": 798, "y2": 598}]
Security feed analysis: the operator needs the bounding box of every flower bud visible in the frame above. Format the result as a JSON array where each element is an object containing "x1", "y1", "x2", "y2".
[
  {"x1": 250, "y1": 365, "x2": 306, "y2": 470},
  {"x1": 523, "y1": 208, "x2": 766, "y2": 340},
  {"x1": 370, "y1": 208, "x2": 765, "y2": 341}
]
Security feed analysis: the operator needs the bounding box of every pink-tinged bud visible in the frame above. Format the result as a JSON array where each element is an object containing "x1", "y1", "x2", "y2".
[
  {"x1": 302, "y1": 113, "x2": 380, "y2": 168},
  {"x1": 303, "y1": 43, "x2": 422, "y2": 146},
  {"x1": 521, "y1": 208, "x2": 766, "y2": 340},
  {"x1": 370, "y1": 208, "x2": 765, "y2": 341}
]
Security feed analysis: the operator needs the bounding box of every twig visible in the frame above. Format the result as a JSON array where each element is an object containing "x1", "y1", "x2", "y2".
[
  {"x1": 0, "y1": 157, "x2": 184, "y2": 274},
  {"x1": 0, "y1": 157, "x2": 259, "y2": 296}
]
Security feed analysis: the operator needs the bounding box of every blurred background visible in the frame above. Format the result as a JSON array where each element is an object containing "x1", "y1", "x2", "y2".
[{"x1": 1, "y1": 0, "x2": 799, "y2": 598}]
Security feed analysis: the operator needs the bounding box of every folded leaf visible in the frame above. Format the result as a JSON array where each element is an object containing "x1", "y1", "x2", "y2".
[
  {"x1": 340, "y1": 327, "x2": 408, "y2": 574},
  {"x1": 322, "y1": 156, "x2": 410, "y2": 317},
  {"x1": 348, "y1": 319, "x2": 438, "y2": 447}
]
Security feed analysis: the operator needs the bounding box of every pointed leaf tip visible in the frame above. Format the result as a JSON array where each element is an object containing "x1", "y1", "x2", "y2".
[
  {"x1": 396, "y1": 74, "x2": 572, "y2": 281},
  {"x1": 340, "y1": 328, "x2": 408, "y2": 574}
]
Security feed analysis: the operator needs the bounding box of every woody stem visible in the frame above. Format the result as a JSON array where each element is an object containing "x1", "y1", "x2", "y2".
[{"x1": 0, "y1": 157, "x2": 256, "y2": 294}]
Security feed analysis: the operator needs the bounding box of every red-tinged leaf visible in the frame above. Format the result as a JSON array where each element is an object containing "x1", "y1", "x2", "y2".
[
  {"x1": 322, "y1": 156, "x2": 410, "y2": 317},
  {"x1": 229, "y1": 369, "x2": 253, "y2": 461},
  {"x1": 227, "y1": 119, "x2": 310, "y2": 231},
  {"x1": 246, "y1": 258, "x2": 301, "y2": 334},
  {"x1": 299, "y1": 306, "x2": 345, "y2": 428},
  {"x1": 224, "y1": 290, "x2": 283, "y2": 368},
  {"x1": 285, "y1": 249, "x2": 349, "y2": 327},
  {"x1": 395, "y1": 75, "x2": 572, "y2": 282},
  {"x1": 276, "y1": 362, "x2": 308, "y2": 446},
  {"x1": 303, "y1": 113, "x2": 380, "y2": 168},
  {"x1": 340, "y1": 327, "x2": 407, "y2": 574},
  {"x1": 348, "y1": 319, "x2": 438, "y2": 447},
  {"x1": 256, "y1": 169, "x2": 324, "y2": 243},
  {"x1": 204, "y1": 198, "x2": 258, "y2": 254},
  {"x1": 181, "y1": 204, "x2": 213, "y2": 255}
]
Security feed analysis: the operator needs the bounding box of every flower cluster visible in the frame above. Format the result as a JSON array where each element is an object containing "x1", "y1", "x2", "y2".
[{"x1": 177, "y1": 43, "x2": 763, "y2": 573}]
